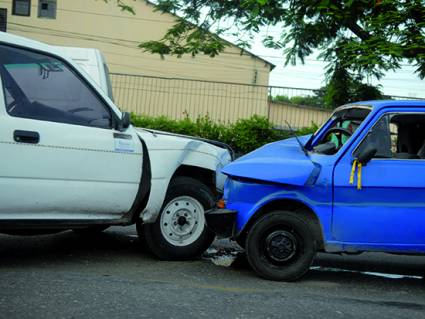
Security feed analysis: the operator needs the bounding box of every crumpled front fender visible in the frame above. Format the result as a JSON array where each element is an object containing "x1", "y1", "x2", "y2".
[
  {"x1": 222, "y1": 137, "x2": 321, "y2": 186},
  {"x1": 135, "y1": 129, "x2": 231, "y2": 223}
]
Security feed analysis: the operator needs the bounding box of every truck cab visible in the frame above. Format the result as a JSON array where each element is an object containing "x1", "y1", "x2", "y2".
[
  {"x1": 0, "y1": 32, "x2": 232, "y2": 261},
  {"x1": 53, "y1": 46, "x2": 114, "y2": 101},
  {"x1": 212, "y1": 101, "x2": 425, "y2": 281}
]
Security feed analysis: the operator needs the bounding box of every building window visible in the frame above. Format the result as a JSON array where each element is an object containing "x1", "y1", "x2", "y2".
[
  {"x1": 12, "y1": 0, "x2": 31, "y2": 16},
  {"x1": 0, "y1": 8, "x2": 7, "y2": 32},
  {"x1": 38, "y1": 0, "x2": 56, "y2": 19}
]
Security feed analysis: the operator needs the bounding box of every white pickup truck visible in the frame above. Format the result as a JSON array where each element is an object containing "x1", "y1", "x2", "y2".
[{"x1": 0, "y1": 32, "x2": 232, "y2": 260}]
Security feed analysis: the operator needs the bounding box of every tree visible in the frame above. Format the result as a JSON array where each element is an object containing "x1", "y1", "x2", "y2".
[
  {"x1": 271, "y1": 75, "x2": 383, "y2": 109},
  {"x1": 104, "y1": 0, "x2": 135, "y2": 13},
  {"x1": 135, "y1": 0, "x2": 424, "y2": 106},
  {"x1": 323, "y1": 65, "x2": 383, "y2": 108}
]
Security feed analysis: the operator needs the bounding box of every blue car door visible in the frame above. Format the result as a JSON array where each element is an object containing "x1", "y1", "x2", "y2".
[{"x1": 332, "y1": 108, "x2": 425, "y2": 251}]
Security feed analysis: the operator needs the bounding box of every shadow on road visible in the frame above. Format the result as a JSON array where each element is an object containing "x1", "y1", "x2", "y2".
[
  {"x1": 0, "y1": 227, "x2": 424, "y2": 287},
  {"x1": 0, "y1": 228, "x2": 148, "y2": 268}
]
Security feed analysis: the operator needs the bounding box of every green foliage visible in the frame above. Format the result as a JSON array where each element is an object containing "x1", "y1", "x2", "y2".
[
  {"x1": 138, "y1": 0, "x2": 425, "y2": 80},
  {"x1": 324, "y1": 65, "x2": 353, "y2": 108},
  {"x1": 226, "y1": 115, "x2": 287, "y2": 154},
  {"x1": 272, "y1": 94, "x2": 324, "y2": 107},
  {"x1": 272, "y1": 95, "x2": 291, "y2": 104},
  {"x1": 297, "y1": 122, "x2": 319, "y2": 136},
  {"x1": 324, "y1": 64, "x2": 384, "y2": 108},
  {"x1": 130, "y1": 113, "x2": 317, "y2": 154},
  {"x1": 130, "y1": 113, "x2": 227, "y2": 139},
  {"x1": 139, "y1": 19, "x2": 227, "y2": 58},
  {"x1": 350, "y1": 82, "x2": 384, "y2": 102},
  {"x1": 271, "y1": 71, "x2": 383, "y2": 109},
  {"x1": 102, "y1": 0, "x2": 135, "y2": 14}
]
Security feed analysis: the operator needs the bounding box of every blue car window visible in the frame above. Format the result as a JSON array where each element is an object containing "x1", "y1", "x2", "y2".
[
  {"x1": 356, "y1": 115, "x2": 392, "y2": 158},
  {"x1": 356, "y1": 113, "x2": 425, "y2": 160},
  {"x1": 0, "y1": 44, "x2": 112, "y2": 129}
]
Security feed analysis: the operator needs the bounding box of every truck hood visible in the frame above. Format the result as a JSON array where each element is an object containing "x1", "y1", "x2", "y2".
[
  {"x1": 222, "y1": 135, "x2": 321, "y2": 186},
  {"x1": 140, "y1": 129, "x2": 234, "y2": 159},
  {"x1": 135, "y1": 128, "x2": 231, "y2": 159}
]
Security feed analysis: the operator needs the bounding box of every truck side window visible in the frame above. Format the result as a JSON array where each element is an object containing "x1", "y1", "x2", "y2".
[
  {"x1": 0, "y1": 45, "x2": 112, "y2": 129},
  {"x1": 356, "y1": 113, "x2": 425, "y2": 160}
]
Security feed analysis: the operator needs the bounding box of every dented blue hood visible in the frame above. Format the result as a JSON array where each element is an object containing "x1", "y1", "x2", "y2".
[{"x1": 222, "y1": 135, "x2": 321, "y2": 186}]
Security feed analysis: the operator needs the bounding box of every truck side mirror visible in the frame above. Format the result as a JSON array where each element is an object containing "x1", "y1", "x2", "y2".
[
  {"x1": 356, "y1": 145, "x2": 377, "y2": 165},
  {"x1": 119, "y1": 112, "x2": 131, "y2": 131}
]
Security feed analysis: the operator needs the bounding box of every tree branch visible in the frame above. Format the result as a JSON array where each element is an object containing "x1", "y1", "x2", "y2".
[{"x1": 344, "y1": 20, "x2": 372, "y2": 41}]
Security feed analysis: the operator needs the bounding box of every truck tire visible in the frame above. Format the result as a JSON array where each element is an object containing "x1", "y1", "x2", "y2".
[
  {"x1": 139, "y1": 177, "x2": 215, "y2": 260},
  {"x1": 245, "y1": 211, "x2": 317, "y2": 281}
]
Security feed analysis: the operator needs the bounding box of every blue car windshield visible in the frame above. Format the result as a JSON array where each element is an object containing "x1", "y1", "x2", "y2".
[{"x1": 309, "y1": 106, "x2": 371, "y2": 155}]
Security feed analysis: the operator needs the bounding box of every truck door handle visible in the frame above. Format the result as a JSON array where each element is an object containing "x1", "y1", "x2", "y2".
[{"x1": 14, "y1": 130, "x2": 40, "y2": 144}]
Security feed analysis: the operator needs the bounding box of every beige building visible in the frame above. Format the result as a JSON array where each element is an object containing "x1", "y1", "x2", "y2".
[{"x1": 0, "y1": 0, "x2": 274, "y2": 85}]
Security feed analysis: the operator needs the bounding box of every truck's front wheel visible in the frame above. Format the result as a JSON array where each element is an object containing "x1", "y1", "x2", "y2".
[{"x1": 139, "y1": 177, "x2": 215, "y2": 260}]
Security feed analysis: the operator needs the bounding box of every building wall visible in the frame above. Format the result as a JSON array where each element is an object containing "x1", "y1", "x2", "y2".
[
  {"x1": 111, "y1": 73, "x2": 331, "y2": 127},
  {"x1": 1, "y1": 0, "x2": 272, "y2": 86},
  {"x1": 268, "y1": 101, "x2": 331, "y2": 128}
]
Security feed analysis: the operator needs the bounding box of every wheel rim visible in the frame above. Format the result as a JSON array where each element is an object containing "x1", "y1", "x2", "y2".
[
  {"x1": 160, "y1": 196, "x2": 205, "y2": 247},
  {"x1": 264, "y1": 230, "x2": 298, "y2": 263}
]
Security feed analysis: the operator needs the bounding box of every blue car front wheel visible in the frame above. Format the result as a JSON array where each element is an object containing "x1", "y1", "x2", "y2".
[{"x1": 246, "y1": 210, "x2": 317, "y2": 281}]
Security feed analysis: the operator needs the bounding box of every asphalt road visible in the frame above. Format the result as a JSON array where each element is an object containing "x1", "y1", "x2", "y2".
[{"x1": 0, "y1": 226, "x2": 424, "y2": 319}]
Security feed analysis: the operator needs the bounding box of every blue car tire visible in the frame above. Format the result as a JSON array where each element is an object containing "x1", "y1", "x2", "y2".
[{"x1": 246, "y1": 210, "x2": 317, "y2": 281}]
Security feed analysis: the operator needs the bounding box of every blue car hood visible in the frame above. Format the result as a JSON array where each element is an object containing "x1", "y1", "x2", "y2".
[{"x1": 222, "y1": 135, "x2": 320, "y2": 186}]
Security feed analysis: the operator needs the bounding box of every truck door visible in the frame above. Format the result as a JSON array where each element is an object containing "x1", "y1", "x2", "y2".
[
  {"x1": 333, "y1": 109, "x2": 425, "y2": 250},
  {"x1": 0, "y1": 43, "x2": 142, "y2": 221}
]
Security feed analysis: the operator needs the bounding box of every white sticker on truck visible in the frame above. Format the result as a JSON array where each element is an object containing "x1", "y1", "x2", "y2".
[{"x1": 114, "y1": 133, "x2": 135, "y2": 153}]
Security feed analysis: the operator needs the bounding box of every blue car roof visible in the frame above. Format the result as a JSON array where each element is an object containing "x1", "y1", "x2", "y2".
[{"x1": 346, "y1": 100, "x2": 425, "y2": 112}]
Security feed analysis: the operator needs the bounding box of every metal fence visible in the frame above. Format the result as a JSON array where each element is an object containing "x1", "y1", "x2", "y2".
[
  {"x1": 111, "y1": 73, "x2": 269, "y2": 123},
  {"x1": 110, "y1": 72, "x2": 424, "y2": 129},
  {"x1": 268, "y1": 86, "x2": 317, "y2": 99}
]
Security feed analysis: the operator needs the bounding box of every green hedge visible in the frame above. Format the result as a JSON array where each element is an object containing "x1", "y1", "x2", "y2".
[
  {"x1": 131, "y1": 113, "x2": 318, "y2": 155},
  {"x1": 272, "y1": 94, "x2": 324, "y2": 108}
]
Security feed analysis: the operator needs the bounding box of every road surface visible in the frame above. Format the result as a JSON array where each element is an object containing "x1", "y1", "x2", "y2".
[{"x1": 0, "y1": 226, "x2": 424, "y2": 319}]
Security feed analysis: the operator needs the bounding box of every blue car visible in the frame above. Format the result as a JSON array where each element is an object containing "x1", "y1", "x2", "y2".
[{"x1": 206, "y1": 100, "x2": 425, "y2": 281}]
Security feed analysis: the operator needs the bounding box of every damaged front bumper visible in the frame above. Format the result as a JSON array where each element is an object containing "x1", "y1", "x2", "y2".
[{"x1": 205, "y1": 209, "x2": 237, "y2": 238}]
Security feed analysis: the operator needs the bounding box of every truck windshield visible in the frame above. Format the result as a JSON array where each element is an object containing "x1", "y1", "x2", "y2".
[{"x1": 310, "y1": 106, "x2": 371, "y2": 155}]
